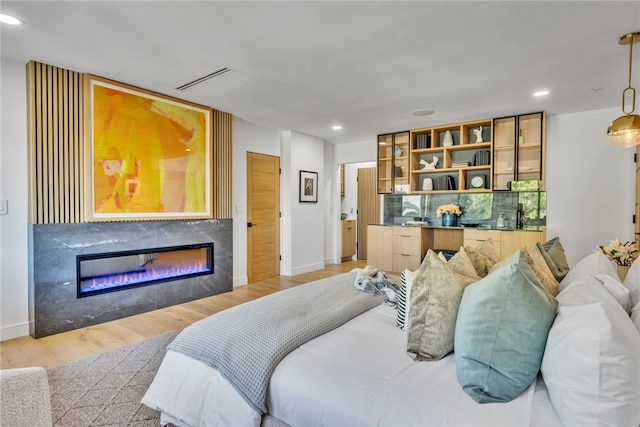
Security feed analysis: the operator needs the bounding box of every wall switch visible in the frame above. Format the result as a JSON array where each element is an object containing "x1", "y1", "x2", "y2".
[{"x1": 0, "y1": 199, "x2": 7, "y2": 215}]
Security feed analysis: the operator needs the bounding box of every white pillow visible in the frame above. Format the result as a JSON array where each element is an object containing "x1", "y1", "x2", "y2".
[
  {"x1": 594, "y1": 273, "x2": 632, "y2": 314},
  {"x1": 623, "y1": 261, "x2": 640, "y2": 307},
  {"x1": 541, "y1": 274, "x2": 640, "y2": 427},
  {"x1": 631, "y1": 301, "x2": 640, "y2": 333},
  {"x1": 560, "y1": 251, "x2": 617, "y2": 292},
  {"x1": 396, "y1": 269, "x2": 416, "y2": 330}
]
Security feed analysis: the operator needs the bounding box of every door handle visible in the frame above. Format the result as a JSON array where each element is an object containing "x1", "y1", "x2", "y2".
[{"x1": 247, "y1": 222, "x2": 256, "y2": 228}]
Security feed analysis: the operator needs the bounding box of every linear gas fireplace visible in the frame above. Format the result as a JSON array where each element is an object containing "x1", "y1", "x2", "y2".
[{"x1": 77, "y1": 243, "x2": 214, "y2": 298}]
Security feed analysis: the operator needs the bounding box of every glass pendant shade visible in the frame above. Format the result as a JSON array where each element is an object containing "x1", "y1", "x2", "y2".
[
  {"x1": 607, "y1": 114, "x2": 640, "y2": 147},
  {"x1": 608, "y1": 32, "x2": 640, "y2": 147}
]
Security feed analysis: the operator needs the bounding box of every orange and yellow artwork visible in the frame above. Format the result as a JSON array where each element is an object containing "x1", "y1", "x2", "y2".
[{"x1": 86, "y1": 77, "x2": 212, "y2": 220}]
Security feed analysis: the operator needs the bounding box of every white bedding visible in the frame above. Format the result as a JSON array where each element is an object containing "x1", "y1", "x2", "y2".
[{"x1": 143, "y1": 304, "x2": 561, "y2": 426}]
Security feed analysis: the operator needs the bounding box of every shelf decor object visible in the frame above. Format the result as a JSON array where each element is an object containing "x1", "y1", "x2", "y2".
[
  {"x1": 607, "y1": 31, "x2": 640, "y2": 147},
  {"x1": 299, "y1": 170, "x2": 318, "y2": 203},
  {"x1": 436, "y1": 204, "x2": 462, "y2": 227}
]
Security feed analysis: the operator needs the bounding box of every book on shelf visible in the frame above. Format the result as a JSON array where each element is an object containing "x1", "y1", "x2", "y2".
[
  {"x1": 416, "y1": 134, "x2": 431, "y2": 149},
  {"x1": 472, "y1": 149, "x2": 491, "y2": 166}
]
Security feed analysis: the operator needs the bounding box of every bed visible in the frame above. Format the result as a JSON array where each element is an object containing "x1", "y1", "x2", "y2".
[{"x1": 142, "y1": 239, "x2": 640, "y2": 427}]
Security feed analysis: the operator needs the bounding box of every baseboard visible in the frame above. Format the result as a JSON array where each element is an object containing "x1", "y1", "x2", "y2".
[
  {"x1": 289, "y1": 262, "x2": 326, "y2": 276},
  {"x1": 233, "y1": 276, "x2": 248, "y2": 287},
  {"x1": 0, "y1": 321, "x2": 30, "y2": 342}
]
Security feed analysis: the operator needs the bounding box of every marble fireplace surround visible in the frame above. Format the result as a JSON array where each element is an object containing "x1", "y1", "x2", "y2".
[{"x1": 29, "y1": 219, "x2": 232, "y2": 338}]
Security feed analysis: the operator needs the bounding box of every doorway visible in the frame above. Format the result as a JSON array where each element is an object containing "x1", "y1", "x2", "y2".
[{"x1": 246, "y1": 152, "x2": 281, "y2": 282}]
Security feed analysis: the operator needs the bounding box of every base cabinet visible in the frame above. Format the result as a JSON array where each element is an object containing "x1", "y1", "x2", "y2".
[
  {"x1": 341, "y1": 220, "x2": 356, "y2": 262},
  {"x1": 463, "y1": 229, "x2": 546, "y2": 260},
  {"x1": 367, "y1": 225, "x2": 393, "y2": 272}
]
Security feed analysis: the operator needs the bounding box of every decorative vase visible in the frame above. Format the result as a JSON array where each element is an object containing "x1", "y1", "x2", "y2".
[
  {"x1": 617, "y1": 265, "x2": 630, "y2": 282},
  {"x1": 442, "y1": 130, "x2": 454, "y2": 147},
  {"x1": 441, "y1": 213, "x2": 457, "y2": 227}
]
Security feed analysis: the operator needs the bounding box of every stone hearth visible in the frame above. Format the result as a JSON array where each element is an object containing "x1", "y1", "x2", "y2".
[{"x1": 29, "y1": 219, "x2": 232, "y2": 338}]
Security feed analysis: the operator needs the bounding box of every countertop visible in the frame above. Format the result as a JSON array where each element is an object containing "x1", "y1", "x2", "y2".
[{"x1": 369, "y1": 223, "x2": 546, "y2": 232}]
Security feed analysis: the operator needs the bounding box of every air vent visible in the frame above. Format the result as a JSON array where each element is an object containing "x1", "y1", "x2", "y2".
[{"x1": 175, "y1": 67, "x2": 235, "y2": 91}]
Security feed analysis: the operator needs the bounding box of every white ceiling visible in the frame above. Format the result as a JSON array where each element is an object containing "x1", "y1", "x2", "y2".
[{"x1": 1, "y1": 1, "x2": 639, "y2": 144}]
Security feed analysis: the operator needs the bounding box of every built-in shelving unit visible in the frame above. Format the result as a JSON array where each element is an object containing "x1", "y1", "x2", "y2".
[{"x1": 408, "y1": 119, "x2": 493, "y2": 193}]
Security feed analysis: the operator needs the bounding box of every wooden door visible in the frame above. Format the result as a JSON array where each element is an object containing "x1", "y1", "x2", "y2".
[
  {"x1": 357, "y1": 167, "x2": 380, "y2": 260},
  {"x1": 247, "y1": 152, "x2": 280, "y2": 282}
]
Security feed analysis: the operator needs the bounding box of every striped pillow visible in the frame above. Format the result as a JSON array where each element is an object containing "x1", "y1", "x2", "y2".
[{"x1": 396, "y1": 268, "x2": 416, "y2": 330}]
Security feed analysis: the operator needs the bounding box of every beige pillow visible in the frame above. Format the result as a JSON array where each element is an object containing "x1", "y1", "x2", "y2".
[
  {"x1": 407, "y1": 250, "x2": 476, "y2": 361},
  {"x1": 523, "y1": 244, "x2": 560, "y2": 296},
  {"x1": 475, "y1": 238, "x2": 500, "y2": 264},
  {"x1": 464, "y1": 244, "x2": 496, "y2": 277},
  {"x1": 447, "y1": 247, "x2": 481, "y2": 280}
]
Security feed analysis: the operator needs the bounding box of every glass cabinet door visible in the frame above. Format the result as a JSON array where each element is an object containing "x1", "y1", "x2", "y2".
[
  {"x1": 515, "y1": 112, "x2": 543, "y2": 186},
  {"x1": 377, "y1": 134, "x2": 393, "y2": 194},
  {"x1": 493, "y1": 116, "x2": 516, "y2": 190},
  {"x1": 392, "y1": 131, "x2": 410, "y2": 194},
  {"x1": 493, "y1": 112, "x2": 544, "y2": 191},
  {"x1": 377, "y1": 131, "x2": 410, "y2": 194}
]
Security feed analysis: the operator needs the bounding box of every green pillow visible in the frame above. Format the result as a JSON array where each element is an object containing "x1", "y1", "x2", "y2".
[
  {"x1": 537, "y1": 237, "x2": 570, "y2": 281},
  {"x1": 454, "y1": 250, "x2": 558, "y2": 403}
]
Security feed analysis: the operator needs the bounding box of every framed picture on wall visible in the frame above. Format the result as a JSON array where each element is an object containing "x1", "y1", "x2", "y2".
[
  {"x1": 299, "y1": 170, "x2": 318, "y2": 203},
  {"x1": 83, "y1": 75, "x2": 214, "y2": 221}
]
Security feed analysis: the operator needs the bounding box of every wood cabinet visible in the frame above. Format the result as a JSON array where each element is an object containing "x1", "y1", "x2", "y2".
[
  {"x1": 463, "y1": 228, "x2": 546, "y2": 260},
  {"x1": 341, "y1": 220, "x2": 356, "y2": 261},
  {"x1": 391, "y1": 226, "x2": 427, "y2": 272},
  {"x1": 367, "y1": 225, "x2": 464, "y2": 273},
  {"x1": 409, "y1": 119, "x2": 493, "y2": 193},
  {"x1": 367, "y1": 225, "x2": 393, "y2": 271},
  {"x1": 493, "y1": 112, "x2": 546, "y2": 191},
  {"x1": 377, "y1": 131, "x2": 410, "y2": 194}
]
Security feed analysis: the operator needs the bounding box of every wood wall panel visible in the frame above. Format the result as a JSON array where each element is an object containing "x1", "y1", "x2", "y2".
[
  {"x1": 26, "y1": 61, "x2": 233, "y2": 223},
  {"x1": 26, "y1": 61, "x2": 84, "y2": 224},
  {"x1": 213, "y1": 110, "x2": 233, "y2": 219}
]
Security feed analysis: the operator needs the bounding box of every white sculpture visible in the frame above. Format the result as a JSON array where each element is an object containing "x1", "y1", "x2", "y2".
[
  {"x1": 442, "y1": 130, "x2": 454, "y2": 147},
  {"x1": 422, "y1": 178, "x2": 433, "y2": 191},
  {"x1": 420, "y1": 156, "x2": 439, "y2": 170},
  {"x1": 473, "y1": 126, "x2": 483, "y2": 143}
]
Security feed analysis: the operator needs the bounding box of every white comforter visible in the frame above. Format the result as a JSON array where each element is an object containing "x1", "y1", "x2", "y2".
[{"x1": 142, "y1": 305, "x2": 561, "y2": 426}]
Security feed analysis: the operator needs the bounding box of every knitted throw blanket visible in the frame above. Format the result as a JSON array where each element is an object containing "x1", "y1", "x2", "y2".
[{"x1": 167, "y1": 272, "x2": 384, "y2": 414}]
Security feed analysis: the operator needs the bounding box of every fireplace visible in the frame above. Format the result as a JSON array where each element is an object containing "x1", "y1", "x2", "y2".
[{"x1": 77, "y1": 243, "x2": 214, "y2": 298}]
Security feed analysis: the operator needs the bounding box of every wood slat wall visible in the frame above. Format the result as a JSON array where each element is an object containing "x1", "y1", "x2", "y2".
[
  {"x1": 26, "y1": 61, "x2": 233, "y2": 223},
  {"x1": 213, "y1": 110, "x2": 233, "y2": 219}
]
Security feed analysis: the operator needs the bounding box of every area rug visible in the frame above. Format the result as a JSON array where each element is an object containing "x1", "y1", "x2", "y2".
[{"x1": 47, "y1": 330, "x2": 181, "y2": 427}]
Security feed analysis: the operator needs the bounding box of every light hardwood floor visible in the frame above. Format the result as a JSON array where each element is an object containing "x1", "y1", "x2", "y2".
[{"x1": 0, "y1": 260, "x2": 367, "y2": 370}]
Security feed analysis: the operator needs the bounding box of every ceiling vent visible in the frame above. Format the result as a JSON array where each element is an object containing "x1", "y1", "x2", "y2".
[{"x1": 175, "y1": 67, "x2": 235, "y2": 91}]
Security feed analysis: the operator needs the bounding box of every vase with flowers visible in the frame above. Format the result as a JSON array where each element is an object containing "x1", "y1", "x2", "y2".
[
  {"x1": 437, "y1": 204, "x2": 462, "y2": 227},
  {"x1": 598, "y1": 239, "x2": 639, "y2": 281}
]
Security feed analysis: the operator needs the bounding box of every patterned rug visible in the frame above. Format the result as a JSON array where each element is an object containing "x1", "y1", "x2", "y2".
[{"x1": 47, "y1": 330, "x2": 181, "y2": 427}]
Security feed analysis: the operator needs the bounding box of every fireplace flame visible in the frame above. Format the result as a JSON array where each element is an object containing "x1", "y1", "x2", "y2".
[{"x1": 80, "y1": 260, "x2": 211, "y2": 293}]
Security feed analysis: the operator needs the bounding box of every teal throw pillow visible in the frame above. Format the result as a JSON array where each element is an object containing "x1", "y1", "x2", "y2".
[
  {"x1": 537, "y1": 237, "x2": 570, "y2": 281},
  {"x1": 454, "y1": 250, "x2": 558, "y2": 403}
]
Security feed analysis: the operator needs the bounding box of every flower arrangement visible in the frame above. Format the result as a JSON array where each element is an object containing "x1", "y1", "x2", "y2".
[
  {"x1": 436, "y1": 204, "x2": 462, "y2": 217},
  {"x1": 598, "y1": 239, "x2": 639, "y2": 266}
]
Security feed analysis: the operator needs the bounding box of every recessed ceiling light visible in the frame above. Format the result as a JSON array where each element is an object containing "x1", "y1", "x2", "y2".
[
  {"x1": 412, "y1": 109, "x2": 435, "y2": 117},
  {"x1": 0, "y1": 14, "x2": 22, "y2": 25},
  {"x1": 533, "y1": 90, "x2": 549, "y2": 97},
  {"x1": 332, "y1": 125, "x2": 342, "y2": 130}
]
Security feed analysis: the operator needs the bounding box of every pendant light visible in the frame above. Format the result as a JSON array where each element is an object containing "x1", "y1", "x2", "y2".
[{"x1": 607, "y1": 32, "x2": 640, "y2": 148}]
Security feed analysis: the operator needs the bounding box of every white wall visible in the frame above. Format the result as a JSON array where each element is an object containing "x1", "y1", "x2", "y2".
[
  {"x1": 0, "y1": 57, "x2": 637, "y2": 340},
  {"x1": 281, "y1": 131, "x2": 326, "y2": 276},
  {"x1": 231, "y1": 117, "x2": 281, "y2": 286},
  {"x1": 0, "y1": 59, "x2": 29, "y2": 340},
  {"x1": 545, "y1": 107, "x2": 635, "y2": 265}
]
